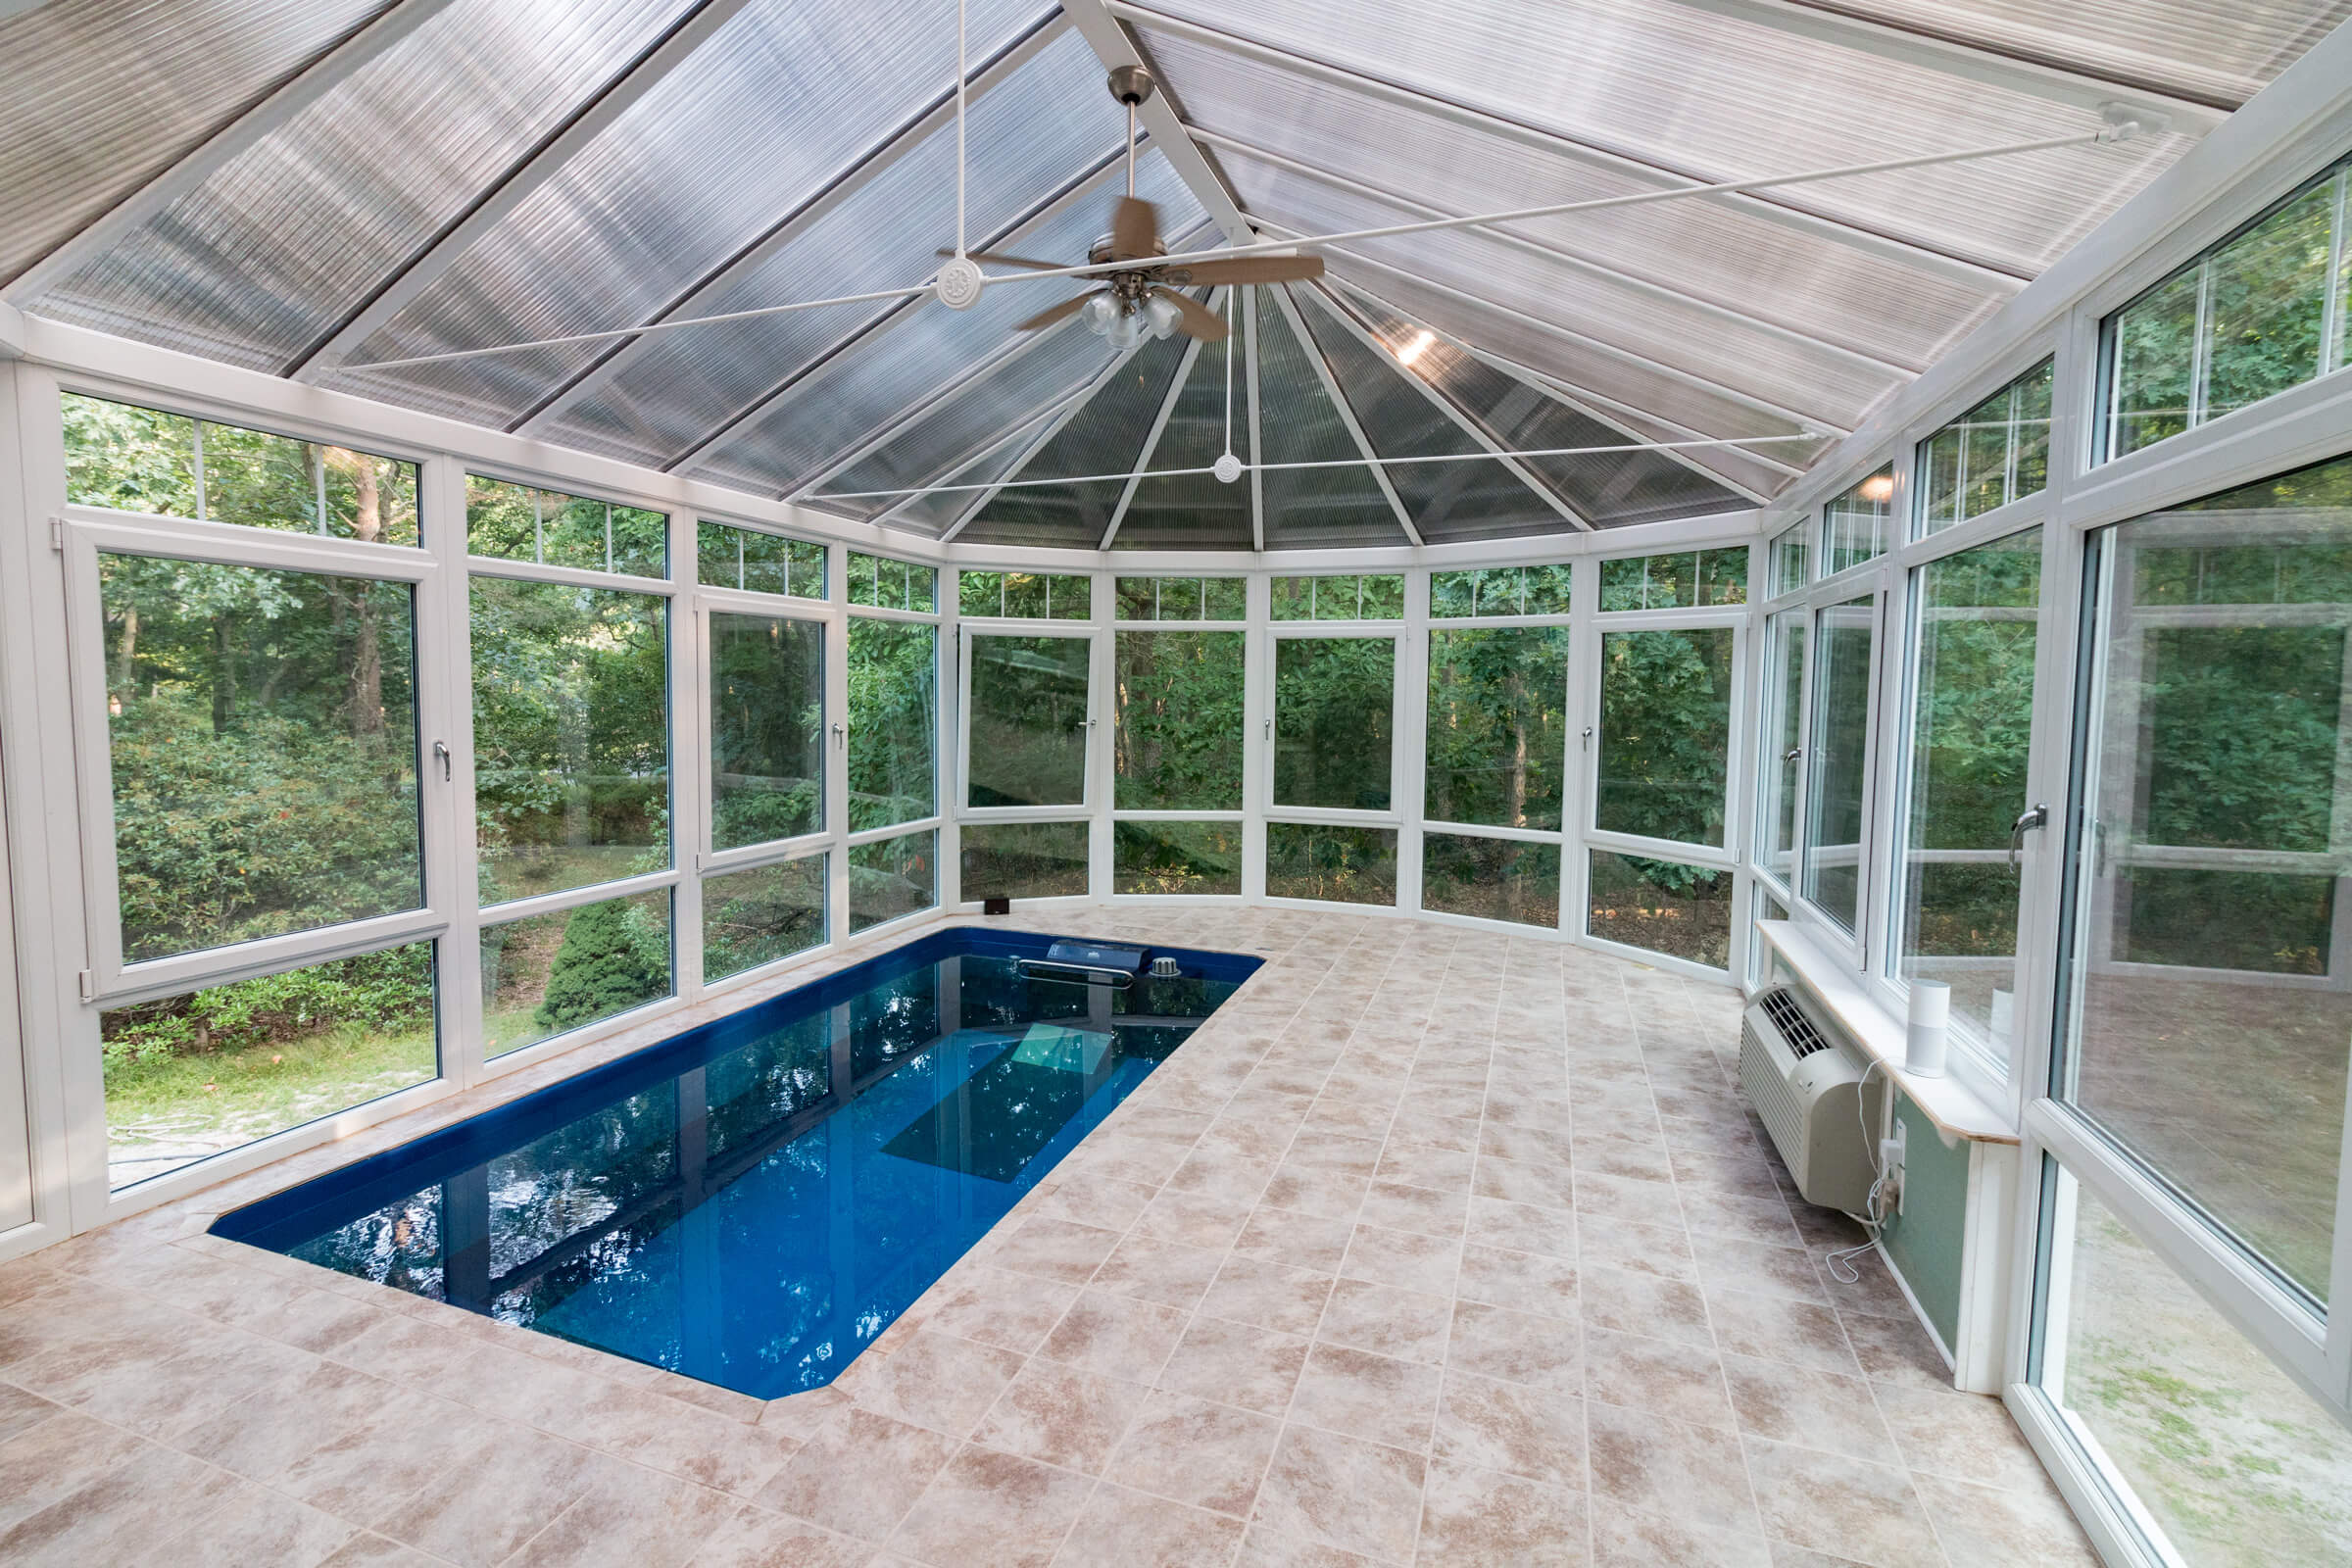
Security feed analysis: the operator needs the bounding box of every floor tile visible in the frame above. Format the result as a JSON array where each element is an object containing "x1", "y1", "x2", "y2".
[
  {"x1": 1111, "y1": 1390, "x2": 1283, "y2": 1517},
  {"x1": 1720, "y1": 1353, "x2": 1890, "y2": 1462},
  {"x1": 1315, "y1": 1278, "x2": 1452, "y2": 1364},
  {"x1": 1053, "y1": 1484, "x2": 1246, "y2": 1568},
  {"x1": 1584, "y1": 1401, "x2": 1760, "y2": 1538},
  {"x1": 1039, "y1": 1291, "x2": 1190, "y2": 1384},
  {"x1": 1340, "y1": 1225, "x2": 1463, "y2": 1297},
  {"x1": 1433, "y1": 1369, "x2": 1588, "y2": 1487},
  {"x1": 1161, "y1": 1316, "x2": 1311, "y2": 1416},
  {"x1": 1289, "y1": 1343, "x2": 1443, "y2": 1449},
  {"x1": 1583, "y1": 1330, "x2": 1735, "y2": 1431},
  {"x1": 1201, "y1": 1257, "x2": 1337, "y2": 1337},
  {"x1": 1253, "y1": 1424, "x2": 1427, "y2": 1565},
  {"x1": 885, "y1": 1445, "x2": 1094, "y2": 1568},
  {"x1": 1448, "y1": 1300, "x2": 1583, "y2": 1393},
  {"x1": 974, "y1": 1360, "x2": 1151, "y2": 1475},
  {"x1": 1743, "y1": 1438, "x2": 1942, "y2": 1568},
  {"x1": 756, "y1": 1408, "x2": 957, "y2": 1541},
  {"x1": 1415, "y1": 1457, "x2": 1589, "y2": 1566}
]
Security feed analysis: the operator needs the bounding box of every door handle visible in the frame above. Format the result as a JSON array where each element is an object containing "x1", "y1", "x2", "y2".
[
  {"x1": 431, "y1": 739, "x2": 452, "y2": 782},
  {"x1": 2009, "y1": 803, "x2": 2049, "y2": 868}
]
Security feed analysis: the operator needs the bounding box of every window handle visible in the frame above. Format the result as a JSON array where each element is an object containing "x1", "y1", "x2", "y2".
[
  {"x1": 1783, "y1": 747, "x2": 1803, "y2": 763},
  {"x1": 431, "y1": 740, "x2": 452, "y2": 782},
  {"x1": 831, "y1": 721, "x2": 846, "y2": 750},
  {"x1": 2009, "y1": 803, "x2": 2049, "y2": 868},
  {"x1": 1581, "y1": 726, "x2": 1594, "y2": 751}
]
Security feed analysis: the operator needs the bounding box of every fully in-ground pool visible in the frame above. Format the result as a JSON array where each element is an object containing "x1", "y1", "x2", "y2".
[{"x1": 213, "y1": 927, "x2": 1259, "y2": 1398}]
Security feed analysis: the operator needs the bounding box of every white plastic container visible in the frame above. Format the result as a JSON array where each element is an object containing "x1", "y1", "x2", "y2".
[{"x1": 1906, "y1": 980, "x2": 1951, "y2": 1079}]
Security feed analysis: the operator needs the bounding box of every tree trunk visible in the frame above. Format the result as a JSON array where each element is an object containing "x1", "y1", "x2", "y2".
[
  {"x1": 210, "y1": 614, "x2": 236, "y2": 736},
  {"x1": 112, "y1": 605, "x2": 138, "y2": 699}
]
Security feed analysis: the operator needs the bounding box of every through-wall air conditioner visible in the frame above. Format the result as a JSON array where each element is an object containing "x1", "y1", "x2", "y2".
[{"x1": 1740, "y1": 986, "x2": 1883, "y2": 1214}]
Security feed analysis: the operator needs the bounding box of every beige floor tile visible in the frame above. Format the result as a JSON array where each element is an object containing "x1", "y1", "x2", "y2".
[
  {"x1": 973, "y1": 1360, "x2": 1151, "y2": 1475},
  {"x1": 885, "y1": 1445, "x2": 1094, "y2": 1568},
  {"x1": 368, "y1": 1423, "x2": 603, "y2": 1566},
  {"x1": 0, "y1": 1443, "x2": 235, "y2": 1564},
  {"x1": 1465, "y1": 1197, "x2": 1578, "y2": 1260},
  {"x1": 1583, "y1": 1330, "x2": 1735, "y2": 1431},
  {"x1": 920, "y1": 1269, "x2": 1080, "y2": 1355},
  {"x1": 1573, "y1": 1213, "x2": 1697, "y2": 1283},
  {"x1": 1234, "y1": 1207, "x2": 1356, "y2": 1273},
  {"x1": 1688, "y1": 1235, "x2": 1830, "y2": 1306},
  {"x1": 1744, "y1": 1439, "x2": 1941, "y2": 1568},
  {"x1": 1415, "y1": 1456, "x2": 1589, "y2": 1566},
  {"x1": 1289, "y1": 1343, "x2": 1443, "y2": 1449},
  {"x1": 1053, "y1": 1484, "x2": 1247, "y2": 1568},
  {"x1": 1111, "y1": 1390, "x2": 1283, "y2": 1517},
  {"x1": 1870, "y1": 1384, "x2": 2048, "y2": 1493},
  {"x1": 1039, "y1": 1290, "x2": 1190, "y2": 1383},
  {"x1": 1448, "y1": 1300, "x2": 1583, "y2": 1393},
  {"x1": 1340, "y1": 1224, "x2": 1465, "y2": 1298},
  {"x1": 1089, "y1": 1234, "x2": 1226, "y2": 1312},
  {"x1": 1585, "y1": 1401, "x2": 1760, "y2": 1538},
  {"x1": 1586, "y1": 1496, "x2": 1773, "y2": 1566},
  {"x1": 686, "y1": 1504, "x2": 875, "y2": 1568},
  {"x1": 1578, "y1": 1264, "x2": 1713, "y2": 1348},
  {"x1": 1705, "y1": 1289, "x2": 1863, "y2": 1378},
  {"x1": 1719, "y1": 1352, "x2": 1890, "y2": 1462},
  {"x1": 843, "y1": 1331, "x2": 1025, "y2": 1438},
  {"x1": 993, "y1": 1218, "x2": 1127, "y2": 1286},
  {"x1": 1433, "y1": 1369, "x2": 1588, "y2": 1488},
  {"x1": 1453, "y1": 1245, "x2": 1578, "y2": 1321},
  {"x1": 1161, "y1": 1315, "x2": 1312, "y2": 1417},
  {"x1": 506, "y1": 1457, "x2": 739, "y2": 1568},
  {"x1": 1201, "y1": 1257, "x2": 1337, "y2": 1337},
  {"x1": 1253, "y1": 1424, "x2": 1427, "y2": 1565},
  {"x1": 756, "y1": 1408, "x2": 958, "y2": 1541},
  {"x1": 1838, "y1": 1312, "x2": 1955, "y2": 1394},
  {"x1": 1315, "y1": 1278, "x2": 1452, "y2": 1365},
  {"x1": 1035, "y1": 1177, "x2": 1158, "y2": 1233},
  {"x1": 1911, "y1": 1473, "x2": 2100, "y2": 1568}
]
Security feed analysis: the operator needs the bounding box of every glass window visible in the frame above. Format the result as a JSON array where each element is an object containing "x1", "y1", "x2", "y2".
[
  {"x1": 1265, "y1": 823, "x2": 1397, "y2": 906},
  {"x1": 1770, "y1": 522, "x2": 1809, "y2": 598},
  {"x1": 1822, "y1": 466, "x2": 1894, "y2": 576},
  {"x1": 1429, "y1": 564, "x2": 1574, "y2": 618},
  {"x1": 2106, "y1": 159, "x2": 2350, "y2": 461},
  {"x1": 1269, "y1": 574, "x2": 1404, "y2": 621},
  {"x1": 466, "y1": 475, "x2": 664, "y2": 577},
  {"x1": 967, "y1": 633, "x2": 1091, "y2": 808},
  {"x1": 1425, "y1": 626, "x2": 1568, "y2": 830},
  {"x1": 847, "y1": 551, "x2": 936, "y2": 612},
  {"x1": 1275, "y1": 637, "x2": 1395, "y2": 810},
  {"x1": 850, "y1": 830, "x2": 935, "y2": 933},
  {"x1": 1113, "y1": 821, "x2": 1242, "y2": 896},
  {"x1": 1801, "y1": 595, "x2": 1876, "y2": 932},
  {"x1": 101, "y1": 940, "x2": 437, "y2": 1190},
  {"x1": 1594, "y1": 628, "x2": 1734, "y2": 848},
  {"x1": 1424, "y1": 834, "x2": 1559, "y2": 928},
  {"x1": 958, "y1": 569, "x2": 1091, "y2": 620},
  {"x1": 101, "y1": 555, "x2": 421, "y2": 963},
  {"x1": 704, "y1": 856, "x2": 825, "y2": 983},
  {"x1": 470, "y1": 579, "x2": 668, "y2": 906},
  {"x1": 1115, "y1": 630, "x2": 1244, "y2": 810},
  {"x1": 696, "y1": 521, "x2": 825, "y2": 600},
  {"x1": 961, "y1": 821, "x2": 1090, "y2": 901},
  {"x1": 1597, "y1": 547, "x2": 1747, "y2": 610},
  {"x1": 65, "y1": 394, "x2": 419, "y2": 548},
  {"x1": 1589, "y1": 852, "x2": 1733, "y2": 968},
  {"x1": 2060, "y1": 453, "x2": 2352, "y2": 1303},
  {"x1": 847, "y1": 619, "x2": 936, "y2": 832},
  {"x1": 710, "y1": 612, "x2": 823, "y2": 852},
  {"x1": 1918, "y1": 360, "x2": 2053, "y2": 533},
  {"x1": 1116, "y1": 576, "x2": 1248, "y2": 621},
  {"x1": 1898, "y1": 530, "x2": 2041, "y2": 1063},
  {"x1": 1758, "y1": 611, "x2": 1807, "y2": 888},
  {"x1": 480, "y1": 891, "x2": 671, "y2": 1059},
  {"x1": 2034, "y1": 1170, "x2": 2352, "y2": 1564}
]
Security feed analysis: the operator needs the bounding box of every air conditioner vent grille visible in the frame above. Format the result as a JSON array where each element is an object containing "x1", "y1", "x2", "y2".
[{"x1": 1758, "y1": 988, "x2": 1833, "y2": 1058}]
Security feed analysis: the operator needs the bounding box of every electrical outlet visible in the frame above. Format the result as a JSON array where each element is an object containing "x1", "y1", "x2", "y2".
[{"x1": 1880, "y1": 1119, "x2": 1909, "y2": 1217}]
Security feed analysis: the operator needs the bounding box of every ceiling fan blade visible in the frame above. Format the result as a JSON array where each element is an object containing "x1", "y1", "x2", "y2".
[
  {"x1": 1152, "y1": 286, "x2": 1230, "y2": 343},
  {"x1": 1111, "y1": 196, "x2": 1159, "y2": 262},
  {"x1": 1014, "y1": 292, "x2": 1097, "y2": 332},
  {"x1": 1179, "y1": 255, "x2": 1328, "y2": 284},
  {"x1": 937, "y1": 248, "x2": 1065, "y2": 272}
]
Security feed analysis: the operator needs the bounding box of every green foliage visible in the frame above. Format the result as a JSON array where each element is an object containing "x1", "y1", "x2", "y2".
[
  {"x1": 1430, "y1": 564, "x2": 1573, "y2": 617},
  {"x1": 710, "y1": 612, "x2": 823, "y2": 851},
  {"x1": 848, "y1": 551, "x2": 936, "y2": 611},
  {"x1": 102, "y1": 944, "x2": 433, "y2": 1068},
  {"x1": 1275, "y1": 637, "x2": 1394, "y2": 809},
  {"x1": 850, "y1": 831, "x2": 935, "y2": 932},
  {"x1": 466, "y1": 475, "x2": 664, "y2": 576},
  {"x1": 847, "y1": 618, "x2": 936, "y2": 830},
  {"x1": 1598, "y1": 549, "x2": 1745, "y2": 611},
  {"x1": 959, "y1": 569, "x2": 1089, "y2": 619},
  {"x1": 1116, "y1": 631, "x2": 1245, "y2": 810},
  {"x1": 696, "y1": 520, "x2": 824, "y2": 598},
  {"x1": 1595, "y1": 628, "x2": 1733, "y2": 848},
  {"x1": 1265, "y1": 824, "x2": 1396, "y2": 906},
  {"x1": 533, "y1": 898, "x2": 669, "y2": 1034},
  {"x1": 704, "y1": 859, "x2": 825, "y2": 982}
]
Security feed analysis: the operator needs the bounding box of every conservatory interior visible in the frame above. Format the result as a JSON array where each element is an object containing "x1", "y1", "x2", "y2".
[{"x1": 3, "y1": 0, "x2": 2352, "y2": 1564}]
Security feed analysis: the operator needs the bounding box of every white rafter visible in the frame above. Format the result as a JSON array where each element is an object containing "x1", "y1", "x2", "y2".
[
  {"x1": 1101, "y1": 297, "x2": 1218, "y2": 549},
  {"x1": 1056, "y1": 0, "x2": 1255, "y2": 245},
  {"x1": 1269, "y1": 282, "x2": 1421, "y2": 547}
]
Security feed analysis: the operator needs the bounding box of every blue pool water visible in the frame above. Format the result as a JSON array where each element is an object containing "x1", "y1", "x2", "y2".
[{"x1": 214, "y1": 928, "x2": 1258, "y2": 1398}]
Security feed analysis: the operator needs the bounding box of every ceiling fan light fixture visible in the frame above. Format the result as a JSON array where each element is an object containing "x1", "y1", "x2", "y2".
[{"x1": 1144, "y1": 293, "x2": 1183, "y2": 341}]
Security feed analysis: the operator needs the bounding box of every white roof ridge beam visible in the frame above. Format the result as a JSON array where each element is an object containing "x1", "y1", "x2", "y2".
[
  {"x1": 1059, "y1": 0, "x2": 1255, "y2": 245},
  {"x1": 1267, "y1": 226, "x2": 1849, "y2": 438},
  {"x1": 1099, "y1": 1, "x2": 2033, "y2": 293},
  {"x1": 290, "y1": 0, "x2": 766, "y2": 381},
  {"x1": 1658, "y1": 0, "x2": 2230, "y2": 129},
  {"x1": 1101, "y1": 314, "x2": 1213, "y2": 549},
  {"x1": 664, "y1": 147, "x2": 1133, "y2": 478},
  {"x1": 1322, "y1": 275, "x2": 1788, "y2": 502},
  {"x1": 1190, "y1": 122, "x2": 1923, "y2": 380},
  {"x1": 1295, "y1": 282, "x2": 1591, "y2": 531},
  {"x1": 4, "y1": 0, "x2": 463, "y2": 302},
  {"x1": 511, "y1": 12, "x2": 1073, "y2": 438},
  {"x1": 938, "y1": 332, "x2": 1163, "y2": 541},
  {"x1": 1269, "y1": 282, "x2": 1421, "y2": 546}
]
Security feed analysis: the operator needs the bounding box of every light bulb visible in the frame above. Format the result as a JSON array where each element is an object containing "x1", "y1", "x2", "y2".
[
  {"x1": 1144, "y1": 294, "x2": 1182, "y2": 340},
  {"x1": 1082, "y1": 293, "x2": 1118, "y2": 335},
  {"x1": 1102, "y1": 306, "x2": 1148, "y2": 352}
]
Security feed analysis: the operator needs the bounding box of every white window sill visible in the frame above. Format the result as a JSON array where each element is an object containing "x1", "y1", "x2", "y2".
[{"x1": 1756, "y1": 919, "x2": 2019, "y2": 1146}]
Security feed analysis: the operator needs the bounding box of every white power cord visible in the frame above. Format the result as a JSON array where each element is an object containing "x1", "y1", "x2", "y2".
[{"x1": 1825, "y1": 1058, "x2": 1893, "y2": 1284}]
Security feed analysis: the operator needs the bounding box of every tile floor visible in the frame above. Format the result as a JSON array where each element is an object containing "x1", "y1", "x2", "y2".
[{"x1": 0, "y1": 907, "x2": 2096, "y2": 1566}]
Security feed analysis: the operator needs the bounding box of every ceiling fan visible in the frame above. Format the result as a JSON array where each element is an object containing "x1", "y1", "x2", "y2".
[{"x1": 938, "y1": 66, "x2": 1325, "y2": 351}]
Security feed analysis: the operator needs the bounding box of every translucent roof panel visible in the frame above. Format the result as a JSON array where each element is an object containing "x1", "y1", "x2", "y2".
[
  {"x1": 1293, "y1": 287, "x2": 1581, "y2": 540},
  {"x1": 1137, "y1": 0, "x2": 2196, "y2": 274},
  {"x1": 1252, "y1": 290, "x2": 1411, "y2": 548},
  {"x1": 1117, "y1": 300, "x2": 1256, "y2": 550},
  {"x1": 682, "y1": 156, "x2": 1204, "y2": 496},
  {"x1": 30, "y1": 0, "x2": 699, "y2": 371},
  {"x1": 0, "y1": 0, "x2": 399, "y2": 286},
  {"x1": 1137, "y1": 27, "x2": 1996, "y2": 375},
  {"x1": 971, "y1": 326, "x2": 1198, "y2": 542},
  {"x1": 1332, "y1": 290, "x2": 1764, "y2": 524},
  {"x1": 327, "y1": 14, "x2": 1098, "y2": 435},
  {"x1": 871, "y1": 425, "x2": 1043, "y2": 539}
]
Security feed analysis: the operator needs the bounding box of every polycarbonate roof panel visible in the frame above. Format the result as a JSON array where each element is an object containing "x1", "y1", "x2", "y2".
[
  {"x1": 31, "y1": 0, "x2": 696, "y2": 371},
  {"x1": 810, "y1": 318, "x2": 1114, "y2": 521},
  {"x1": 1828, "y1": 0, "x2": 2352, "y2": 107},
  {"x1": 1333, "y1": 284, "x2": 1798, "y2": 505},
  {"x1": 1136, "y1": 0, "x2": 2195, "y2": 274},
  {"x1": 971, "y1": 328, "x2": 1196, "y2": 542},
  {"x1": 0, "y1": 0, "x2": 398, "y2": 286},
  {"x1": 324, "y1": 13, "x2": 1095, "y2": 434},
  {"x1": 1137, "y1": 27, "x2": 1994, "y2": 372},
  {"x1": 1252, "y1": 290, "x2": 1409, "y2": 548},
  {"x1": 865, "y1": 422, "x2": 1039, "y2": 539},
  {"x1": 1118, "y1": 304, "x2": 1255, "y2": 550},
  {"x1": 1291, "y1": 289, "x2": 1576, "y2": 539},
  {"x1": 683, "y1": 157, "x2": 1205, "y2": 495}
]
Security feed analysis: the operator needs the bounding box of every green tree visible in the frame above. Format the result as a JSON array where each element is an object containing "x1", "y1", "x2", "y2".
[{"x1": 534, "y1": 899, "x2": 667, "y2": 1034}]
